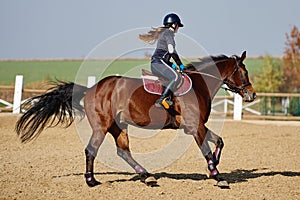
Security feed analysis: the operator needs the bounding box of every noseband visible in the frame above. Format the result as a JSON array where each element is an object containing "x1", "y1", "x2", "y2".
[{"x1": 222, "y1": 57, "x2": 251, "y2": 93}]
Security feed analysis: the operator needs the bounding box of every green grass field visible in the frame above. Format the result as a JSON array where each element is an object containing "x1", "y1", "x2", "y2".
[
  {"x1": 0, "y1": 58, "x2": 271, "y2": 87},
  {"x1": 0, "y1": 59, "x2": 151, "y2": 86}
]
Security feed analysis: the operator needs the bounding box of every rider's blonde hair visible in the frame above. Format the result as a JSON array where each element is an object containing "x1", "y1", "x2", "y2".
[{"x1": 139, "y1": 27, "x2": 167, "y2": 45}]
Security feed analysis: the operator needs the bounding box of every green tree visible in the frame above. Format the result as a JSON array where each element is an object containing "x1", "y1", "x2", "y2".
[
  {"x1": 281, "y1": 25, "x2": 300, "y2": 92},
  {"x1": 254, "y1": 55, "x2": 285, "y2": 92}
]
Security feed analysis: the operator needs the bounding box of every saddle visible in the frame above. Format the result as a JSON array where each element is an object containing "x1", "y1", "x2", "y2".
[{"x1": 141, "y1": 69, "x2": 192, "y2": 97}]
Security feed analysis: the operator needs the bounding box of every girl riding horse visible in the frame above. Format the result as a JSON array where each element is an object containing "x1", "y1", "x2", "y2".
[{"x1": 139, "y1": 13, "x2": 185, "y2": 109}]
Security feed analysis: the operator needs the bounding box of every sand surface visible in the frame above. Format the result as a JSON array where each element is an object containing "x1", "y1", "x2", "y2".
[{"x1": 0, "y1": 114, "x2": 299, "y2": 199}]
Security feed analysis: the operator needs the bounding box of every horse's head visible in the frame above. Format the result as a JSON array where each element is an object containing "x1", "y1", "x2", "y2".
[{"x1": 224, "y1": 51, "x2": 256, "y2": 102}]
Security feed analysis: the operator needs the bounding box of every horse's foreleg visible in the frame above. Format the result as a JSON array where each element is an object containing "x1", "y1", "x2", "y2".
[
  {"x1": 197, "y1": 126, "x2": 227, "y2": 188},
  {"x1": 205, "y1": 129, "x2": 224, "y2": 166},
  {"x1": 84, "y1": 130, "x2": 106, "y2": 187},
  {"x1": 203, "y1": 129, "x2": 229, "y2": 188},
  {"x1": 193, "y1": 126, "x2": 222, "y2": 179}
]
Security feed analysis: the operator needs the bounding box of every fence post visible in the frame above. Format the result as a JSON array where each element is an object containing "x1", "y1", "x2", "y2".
[
  {"x1": 224, "y1": 98, "x2": 228, "y2": 114},
  {"x1": 12, "y1": 75, "x2": 23, "y2": 114},
  {"x1": 233, "y1": 93, "x2": 242, "y2": 120},
  {"x1": 87, "y1": 76, "x2": 96, "y2": 88}
]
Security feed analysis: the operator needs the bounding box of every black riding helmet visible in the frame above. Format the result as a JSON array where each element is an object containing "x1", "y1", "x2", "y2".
[{"x1": 163, "y1": 13, "x2": 184, "y2": 27}]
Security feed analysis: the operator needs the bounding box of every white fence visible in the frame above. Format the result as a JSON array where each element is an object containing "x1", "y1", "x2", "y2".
[{"x1": 0, "y1": 75, "x2": 244, "y2": 120}]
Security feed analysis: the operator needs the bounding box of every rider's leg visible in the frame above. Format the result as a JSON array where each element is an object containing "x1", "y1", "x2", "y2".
[
  {"x1": 151, "y1": 61, "x2": 180, "y2": 109},
  {"x1": 155, "y1": 80, "x2": 175, "y2": 109}
]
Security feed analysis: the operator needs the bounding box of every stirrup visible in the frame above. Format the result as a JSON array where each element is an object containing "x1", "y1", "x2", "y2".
[{"x1": 155, "y1": 97, "x2": 173, "y2": 109}]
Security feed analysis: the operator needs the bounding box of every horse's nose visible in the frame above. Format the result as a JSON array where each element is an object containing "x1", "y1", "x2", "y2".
[{"x1": 253, "y1": 92, "x2": 256, "y2": 99}]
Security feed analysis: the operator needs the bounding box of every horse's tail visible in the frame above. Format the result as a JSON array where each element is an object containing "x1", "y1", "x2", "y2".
[{"x1": 15, "y1": 81, "x2": 88, "y2": 143}]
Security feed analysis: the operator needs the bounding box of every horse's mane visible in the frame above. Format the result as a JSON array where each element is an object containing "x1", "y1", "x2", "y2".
[{"x1": 185, "y1": 55, "x2": 229, "y2": 71}]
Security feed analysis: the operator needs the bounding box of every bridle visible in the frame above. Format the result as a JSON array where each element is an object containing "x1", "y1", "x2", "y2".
[
  {"x1": 184, "y1": 56, "x2": 251, "y2": 94},
  {"x1": 222, "y1": 56, "x2": 251, "y2": 93}
]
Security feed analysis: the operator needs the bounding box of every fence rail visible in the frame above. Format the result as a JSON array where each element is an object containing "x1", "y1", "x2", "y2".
[
  {"x1": 0, "y1": 87, "x2": 46, "y2": 112},
  {"x1": 0, "y1": 86, "x2": 46, "y2": 94},
  {"x1": 247, "y1": 93, "x2": 300, "y2": 120},
  {"x1": 0, "y1": 75, "x2": 299, "y2": 121}
]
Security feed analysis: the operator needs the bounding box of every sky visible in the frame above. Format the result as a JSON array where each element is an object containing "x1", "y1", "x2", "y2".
[{"x1": 0, "y1": 0, "x2": 299, "y2": 59}]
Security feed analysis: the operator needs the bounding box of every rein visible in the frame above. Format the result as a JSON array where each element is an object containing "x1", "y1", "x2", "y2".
[
  {"x1": 183, "y1": 70, "x2": 223, "y2": 81},
  {"x1": 184, "y1": 69, "x2": 233, "y2": 92}
]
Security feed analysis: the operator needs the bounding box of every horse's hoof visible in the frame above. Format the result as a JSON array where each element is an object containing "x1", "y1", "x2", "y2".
[
  {"x1": 86, "y1": 179, "x2": 101, "y2": 187},
  {"x1": 145, "y1": 176, "x2": 158, "y2": 187},
  {"x1": 208, "y1": 169, "x2": 219, "y2": 178},
  {"x1": 85, "y1": 173, "x2": 101, "y2": 187},
  {"x1": 216, "y1": 180, "x2": 230, "y2": 189},
  {"x1": 139, "y1": 173, "x2": 158, "y2": 187}
]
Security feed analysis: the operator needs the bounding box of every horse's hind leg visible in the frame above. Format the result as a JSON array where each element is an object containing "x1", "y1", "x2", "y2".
[
  {"x1": 84, "y1": 128, "x2": 106, "y2": 187},
  {"x1": 84, "y1": 96, "x2": 111, "y2": 187},
  {"x1": 109, "y1": 122, "x2": 157, "y2": 184}
]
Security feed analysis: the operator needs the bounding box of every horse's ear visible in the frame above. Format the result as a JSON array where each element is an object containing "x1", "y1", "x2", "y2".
[{"x1": 241, "y1": 51, "x2": 246, "y2": 61}]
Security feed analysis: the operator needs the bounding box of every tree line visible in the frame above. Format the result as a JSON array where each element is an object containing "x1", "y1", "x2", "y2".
[
  {"x1": 253, "y1": 26, "x2": 300, "y2": 116},
  {"x1": 253, "y1": 25, "x2": 300, "y2": 93}
]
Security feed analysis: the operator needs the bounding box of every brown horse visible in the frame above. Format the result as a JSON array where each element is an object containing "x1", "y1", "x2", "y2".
[{"x1": 16, "y1": 51, "x2": 256, "y2": 188}]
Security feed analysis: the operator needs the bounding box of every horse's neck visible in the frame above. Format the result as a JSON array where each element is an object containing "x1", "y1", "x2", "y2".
[
  {"x1": 190, "y1": 73, "x2": 223, "y2": 100},
  {"x1": 200, "y1": 58, "x2": 235, "y2": 98},
  {"x1": 207, "y1": 76, "x2": 224, "y2": 99},
  {"x1": 189, "y1": 58, "x2": 236, "y2": 99},
  {"x1": 217, "y1": 58, "x2": 236, "y2": 80}
]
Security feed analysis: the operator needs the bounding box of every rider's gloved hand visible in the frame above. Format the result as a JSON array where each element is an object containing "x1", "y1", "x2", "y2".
[
  {"x1": 179, "y1": 64, "x2": 185, "y2": 71},
  {"x1": 171, "y1": 63, "x2": 177, "y2": 70}
]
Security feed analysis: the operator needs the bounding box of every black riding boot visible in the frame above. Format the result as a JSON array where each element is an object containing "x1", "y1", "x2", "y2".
[{"x1": 155, "y1": 84, "x2": 174, "y2": 109}]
